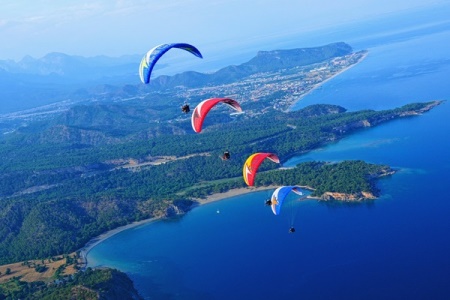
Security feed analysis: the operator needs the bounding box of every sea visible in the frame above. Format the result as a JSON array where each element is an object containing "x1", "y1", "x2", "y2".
[{"x1": 87, "y1": 5, "x2": 450, "y2": 300}]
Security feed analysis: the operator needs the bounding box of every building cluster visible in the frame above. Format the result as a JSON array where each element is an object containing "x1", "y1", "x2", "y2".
[{"x1": 172, "y1": 51, "x2": 366, "y2": 113}]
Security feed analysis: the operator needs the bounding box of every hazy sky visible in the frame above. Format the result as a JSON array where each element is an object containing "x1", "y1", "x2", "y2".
[{"x1": 0, "y1": 0, "x2": 447, "y2": 61}]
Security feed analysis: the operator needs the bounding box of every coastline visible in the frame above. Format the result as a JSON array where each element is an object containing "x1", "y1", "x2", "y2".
[
  {"x1": 288, "y1": 51, "x2": 369, "y2": 111},
  {"x1": 78, "y1": 217, "x2": 160, "y2": 270},
  {"x1": 191, "y1": 185, "x2": 279, "y2": 205},
  {"x1": 78, "y1": 50, "x2": 370, "y2": 270},
  {"x1": 78, "y1": 185, "x2": 278, "y2": 269}
]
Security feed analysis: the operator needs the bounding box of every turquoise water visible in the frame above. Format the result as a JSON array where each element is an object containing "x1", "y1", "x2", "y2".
[{"x1": 87, "y1": 10, "x2": 450, "y2": 300}]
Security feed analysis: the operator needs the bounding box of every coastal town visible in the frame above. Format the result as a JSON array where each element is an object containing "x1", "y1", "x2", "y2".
[
  {"x1": 172, "y1": 50, "x2": 368, "y2": 112},
  {"x1": 0, "y1": 50, "x2": 367, "y2": 134}
]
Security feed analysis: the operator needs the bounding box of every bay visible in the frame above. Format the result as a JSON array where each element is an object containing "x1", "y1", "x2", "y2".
[{"x1": 87, "y1": 9, "x2": 450, "y2": 300}]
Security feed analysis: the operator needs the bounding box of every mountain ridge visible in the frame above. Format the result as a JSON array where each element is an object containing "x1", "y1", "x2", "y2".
[
  {"x1": 0, "y1": 42, "x2": 354, "y2": 114},
  {"x1": 150, "y1": 42, "x2": 353, "y2": 89}
]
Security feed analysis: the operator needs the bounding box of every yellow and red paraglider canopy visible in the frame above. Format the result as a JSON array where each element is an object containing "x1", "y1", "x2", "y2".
[{"x1": 243, "y1": 152, "x2": 279, "y2": 186}]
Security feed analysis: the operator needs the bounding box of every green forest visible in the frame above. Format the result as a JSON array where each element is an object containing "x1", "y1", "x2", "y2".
[
  {"x1": 0, "y1": 268, "x2": 142, "y2": 299},
  {"x1": 0, "y1": 101, "x2": 439, "y2": 265}
]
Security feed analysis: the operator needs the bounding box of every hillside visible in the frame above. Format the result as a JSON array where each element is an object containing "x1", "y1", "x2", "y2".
[
  {"x1": 0, "y1": 268, "x2": 143, "y2": 299},
  {"x1": 0, "y1": 100, "x2": 441, "y2": 264}
]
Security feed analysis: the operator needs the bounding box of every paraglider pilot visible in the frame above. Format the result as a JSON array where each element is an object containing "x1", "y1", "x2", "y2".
[
  {"x1": 265, "y1": 196, "x2": 278, "y2": 206},
  {"x1": 182, "y1": 103, "x2": 190, "y2": 114},
  {"x1": 222, "y1": 150, "x2": 231, "y2": 160}
]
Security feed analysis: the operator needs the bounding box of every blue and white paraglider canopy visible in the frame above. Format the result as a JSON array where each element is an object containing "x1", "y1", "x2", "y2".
[
  {"x1": 139, "y1": 43, "x2": 203, "y2": 84},
  {"x1": 270, "y1": 186, "x2": 303, "y2": 215}
]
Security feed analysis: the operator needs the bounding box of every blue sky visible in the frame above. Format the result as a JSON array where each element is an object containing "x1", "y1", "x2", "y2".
[{"x1": 0, "y1": 0, "x2": 447, "y2": 61}]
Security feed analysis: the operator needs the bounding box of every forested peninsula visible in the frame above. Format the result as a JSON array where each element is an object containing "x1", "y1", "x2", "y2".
[{"x1": 0, "y1": 100, "x2": 441, "y2": 266}]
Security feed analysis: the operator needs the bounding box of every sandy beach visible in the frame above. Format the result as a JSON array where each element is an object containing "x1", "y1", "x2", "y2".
[
  {"x1": 78, "y1": 217, "x2": 160, "y2": 270},
  {"x1": 288, "y1": 51, "x2": 369, "y2": 111},
  {"x1": 78, "y1": 185, "x2": 278, "y2": 269},
  {"x1": 192, "y1": 185, "x2": 279, "y2": 205}
]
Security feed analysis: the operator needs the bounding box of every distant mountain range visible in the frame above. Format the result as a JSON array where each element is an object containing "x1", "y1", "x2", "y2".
[
  {"x1": 0, "y1": 52, "x2": 141, "y2": 78},
  {"x1": 0, "y1": 42, "x2": 353, "y2": 114},
  {"x1": 0, "y1": 53, "x2": 142, "y2": 114}
]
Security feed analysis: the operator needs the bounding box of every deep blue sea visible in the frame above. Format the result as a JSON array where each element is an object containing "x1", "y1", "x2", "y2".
[{"x1": 87, "y1": 7, "x2": 450, "y2": 300}]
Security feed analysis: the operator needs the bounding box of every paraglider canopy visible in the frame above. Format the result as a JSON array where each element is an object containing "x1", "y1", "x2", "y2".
[
  {"x1": 139, "y1": 43, "x2": 203, "y2": 84},
  {"x1": 269, "y1": 186, "x2": 304, "y2": 232},
  {"x1": 270, "y1": 186, "x2": 303, "y2": 215},
  {"x1": 242, "y1": 153, "x2": 280, "y2": 186},
  {"x1": 191, "y1": 98, "x2": 242, "y2": 133}
]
